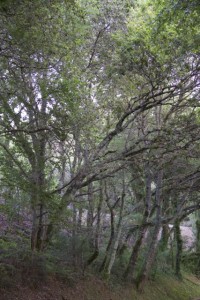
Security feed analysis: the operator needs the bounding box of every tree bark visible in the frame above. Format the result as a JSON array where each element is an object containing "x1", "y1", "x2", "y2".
[
  {"x1": 195, "y1": 219, "x2": 200, "y2": 277},
  {"x1": 123, "y1": 164, "x2": 152, "y2": 281},
  {"x1": 174, "y1": 218, "x2": 182, "y2": 279},
  {"x1": 84, "y1": 181, "x2": 103, "y2": 269},
  {"x1": 160, "y1": 224, "x2": 170, "y2": 251},
  {"x1": 87, "y1": 183, "x2": 94, "y2": 248},
  {"x1": 136, "y1": 169, "x2": 163, "y2": 291},
  {"x1": 106, "y1": 187, "x2": 125, "y2": 275},
  {"x1": 99, "y1": 182, "x2": 115, "y2": 273}
]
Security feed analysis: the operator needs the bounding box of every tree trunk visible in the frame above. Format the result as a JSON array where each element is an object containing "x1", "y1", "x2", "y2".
[
  {"x1": 117, "y1": 227, "x2": 136, "y2": 257},
  {"x1": 160, "y1": 224, "x2": 170, "y2": 251},
  {"x1": 136, "y1": 169, "x2": 163, "y2": 291},
  {"x1": 136, "y1": 223, "x2": 161, "y2": 291},
  {"x1": 87, "y1": 183, "x2": 94, "y2": 248},
  {"x1": 30, "y1": 180, "x2": 48, "y2": 251},
  {"x1": 106, "y1": 190, "x2": 125, "y2": 276},
  {"x1": 174, "y1": 218, "x2": 182, "y2": 279},
  {"x1": 99, "y1": 183, "x2": 115, "y2": 273},
  {"x1": 72, "y1": 204, "x2": 77, "y2": 268},
  {"x1": 124, "y1": 164, "x2": 152, "y2": 281},
  {"x1": 195, "y1": 219, "x2": 200, "y2": 277},
  {"x1": 77, "y1": 207, "x2": 83, "y2": 233},
  {"x1": 123, "y1": 224, "x2": 148, "y2": 281},
  {"x1": 31, "y1": 204, "x2": 48, "y2": 251},
  {"x1": 84, "y1": 181, "x2": 103, "y2": 270}
]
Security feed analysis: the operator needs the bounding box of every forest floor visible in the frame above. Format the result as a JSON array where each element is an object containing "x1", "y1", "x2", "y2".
[{"x1": 1, "y1": 273, "x2": 200, "y2": 300}]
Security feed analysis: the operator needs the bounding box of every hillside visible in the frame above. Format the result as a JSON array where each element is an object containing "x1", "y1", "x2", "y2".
[{"x1": 1, "y1": 274, "x2": 200, "y2": 300}]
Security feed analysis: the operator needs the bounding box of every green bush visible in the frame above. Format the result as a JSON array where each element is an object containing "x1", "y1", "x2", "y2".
[
  {"x1": 0, "y1": 238, "x2": 49, "y2": 288},
  {"x1": 182, "y1": 252, "x2": 200, "y2": 276},
  {"x1": 0, "y1": 263, "x2": 18, "y2": 288}
]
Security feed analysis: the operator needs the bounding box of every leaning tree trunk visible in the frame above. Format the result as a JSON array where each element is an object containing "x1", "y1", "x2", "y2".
[
  {"x1": 117, "y1": 227, "x2": 137, "y2": 258},
  {"x1": 136, "y1": 169, "x2": 163, "y2": 291},
  {"x1": 105, "y1": 189, "x2": 125, "y2": 276},
  {"x1": 136, "y1": 221, "x2": 161, "y2": 291},
  {"x1": 123, "y1": 222, "x2": 149, "y2": 281},
  {"x1": 124, "y1": 165, "x2": 152, "y2": 281}
]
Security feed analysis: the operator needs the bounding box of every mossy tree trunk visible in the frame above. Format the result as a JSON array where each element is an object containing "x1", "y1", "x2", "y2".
[
  {"x1": 106, "y1": 187, "x2": 125, "y2": 276},
  {"x1": 84, "y1": 181, "x2": 103, "y2": 269},
  {"x1": 123, "y1": 164, "x2": 152, "y2": 281},
  {"x1": 160, "y1": 224, "x2": 170, "y2": 252},
  {"x1": 87, "y1": 183, "x2": 94, "y2": 248},
  {"x1": 99, "y1": 182, "x2": 115, "y2": 273},
  {"x1": 195, "y1": 219, "x2": 200, "y2": 276},
  {"x1": 136, "y1": 169, "x2": 163, "y2": 291},
  {"x1": 174, "y1": 218, "x2": 182, "y2": 279}
]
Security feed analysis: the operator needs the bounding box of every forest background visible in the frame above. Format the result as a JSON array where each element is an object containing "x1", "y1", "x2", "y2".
[{"x1": 0, "y1": 0, "x2": 200, "y2": 296}]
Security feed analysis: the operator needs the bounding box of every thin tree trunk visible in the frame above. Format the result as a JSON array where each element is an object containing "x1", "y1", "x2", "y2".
[
  {"x1": 31, "y1": 206, "x2": 39, "y2": 251},
  {"x1": 72, "y1": 204, "x2": 77, "y2": 268},
  {"x1": 174, "y1": 218, "x2": 182, "y2": 279},
  {"x1": 87, "y1": 183, "x2": 94, "y2": 248},
  {"x1": 195, "y1": 219, "x2": 200, "y2": 277},
  {"x1": 77, "y1": 207, "x2": 83, "y2": 233},
  {"x1": 84, "y1": 181, "x2": 103, "y2": 269},
  {"x1": 99, "y1": 183, "x2": 115, "y2": 273},
  {"x1": 106, "y1": 190, "x2": 125, "y2": 275}
]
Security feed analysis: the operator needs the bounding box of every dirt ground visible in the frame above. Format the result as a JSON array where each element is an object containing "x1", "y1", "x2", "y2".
[
  {"x1": 0, "y1": 276, "x2": 123, "y2": 300},
  {"x1": 1, "y1": 274, "x2": 200, "y2": 300}
]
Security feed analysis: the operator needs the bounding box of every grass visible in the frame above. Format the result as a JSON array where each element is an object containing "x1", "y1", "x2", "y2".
[
  {"x1": 1, "y1": 272, "x2": 200, "y2": 300},
  {"x1": 118, "y1": 273, "x2": 200, "y2": 300},
  {"x1": 84, "y1": 273, "x2": 200, "y2": 300}
]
